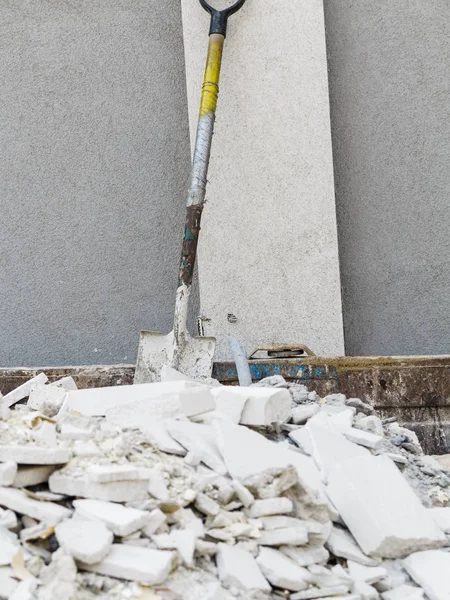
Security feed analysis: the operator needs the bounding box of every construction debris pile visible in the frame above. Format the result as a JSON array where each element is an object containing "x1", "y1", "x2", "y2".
[{"x1": 0, "y1": 369, "x2": 449, "y2": 600}]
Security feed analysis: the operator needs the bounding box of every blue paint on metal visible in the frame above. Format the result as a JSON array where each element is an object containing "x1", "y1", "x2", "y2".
[{"x1": 212, "y1": 361, "x2": 339, "y2": 385}]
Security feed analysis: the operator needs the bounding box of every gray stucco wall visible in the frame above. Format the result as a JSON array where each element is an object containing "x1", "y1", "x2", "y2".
[
  {"x1": 324, "y1": 1, "x2": 450, "y2": 356},
  {"x1": 0, "y1": 1, "x2": 194, "y2": 366}
]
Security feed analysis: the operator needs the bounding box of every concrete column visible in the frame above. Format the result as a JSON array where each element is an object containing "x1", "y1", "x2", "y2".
[{"x1": 181, "y1": 0, "x2": 344, "y2": 359}]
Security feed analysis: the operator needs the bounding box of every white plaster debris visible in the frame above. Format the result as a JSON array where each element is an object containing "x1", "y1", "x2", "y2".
[
  {"x1": 49, "y1": 471, "x2": 149, "y2": 503},
  {"x1": 403, "y1": 550, "x2": 450, "y2": 600},
  {"x1": 153, "y1": 530, "x2": 197, "y2": 566},
  {"x1": 0, "y1": 445, "x2": 71, "y2": 465},
  {"x1": 258, "y1": 527, "x2": 308, "y2": 546},
  {"x1": 0, "y1": 371, "x2": 449, "y2": 598},
  {"x1": 27, "y1": 384, "x2": 66, "y2": 417},
  {"x1": 347, "y1": 560, "x2": 388, "y2": 584},
  {"x1": 306, "y1": 422, "x2": 369, "y2": 481},
  {"x1": 427, "y1": 507, "x2": 450, "y2": 533},
  {"x1": 0, "y1": 462, "x2": 17, "y2": 487},
  {"x1": 3, "y1": 373, "x2": 48, "y2": 407},
  {"x1": 63, "y1": 381, "x2": 214, "y2": 417},
  {"x1": 278, "y1": 546, "x2": 330, "y2": 567},
  {"x1": 0, "y1": 528, "x2": 21, "y2": 566},
  {"x1": 216, "y1": 543, "x2": 270, "y2": 592},
  {"x1": 211, "y1": 387, "x2": 249, "y2": 423},
  {"x1": 55, "y1": 517, "x2": 113, "y2": 564},
  {"x1": 86, "y1": 464, "x2": 147, "y2": 483},
  {"x1": 73, "y1": 499, "x2": 151, "y2": 536},
  {"x1": 143, "y1": 508, "x2": 167, "y2": 536},
  {"x1": 49, "y1": 376, "x2": 78, "y2": 391},
  {"x1": 343, "y1": 427, "x2": 384, "y2": 450},
  {"x1": 381, "y1": 585, "x2": 424, "y2": 600},
  {"x1": 167, "y1": 419, "x2": 227, "y2": 475},
  {"x1": 290, "y1": 585, "x2": 350, "y2": 599},
  {"x1": 13, "y1": 465, "x2": 56, "y2": 488},
  {"x1": 327, "y1": 455, "x2": 446, "y2": 557},
  {"x1": 256, "y1": 546, "x2": 310, "y2": 591},
  {"x1": 79, "y1": 544, "x2": 174, "y2": 585},
  {"x1": 326, "y1": 526, "x2": 381, "y2": 567},
  {"x1": 0, "y1": 488, "x2": 71, "y2": 524},
  {"x1": 291, "y1": 403, "x2": 320, "y2": 425},
  {"x1": 239, "y1": 386, "x2": 291, "y2": 426},
  {"x1": 249, "y1": 497, "x2": 294, "y2": 518}
]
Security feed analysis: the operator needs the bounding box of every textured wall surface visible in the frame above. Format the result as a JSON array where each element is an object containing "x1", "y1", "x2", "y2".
[
  {"x1": 324, "y1": 1, "x2": 450, "y2": 355},
  {"x1": 0, "y1": 0, "x2": 193, "y2": 366},
  {"x1": 181, "y1": 0, "x2": 345, "y2": 360}
]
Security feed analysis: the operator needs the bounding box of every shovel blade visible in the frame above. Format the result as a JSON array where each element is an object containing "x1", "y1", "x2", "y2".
[{"x1": 134, "y1": 330, "x2": 216, "y2": 384}]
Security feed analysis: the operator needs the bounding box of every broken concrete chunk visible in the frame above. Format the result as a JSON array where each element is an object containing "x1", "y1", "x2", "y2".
[
  {"x1": 86, "y1": 464, "x2": 147, "y2": 483},
  {"x1": 0, "y1": 487, "x2": 71, "y2": 525},
  {"x1": 327, "y1": 455, "x2": 446, "y2": 558},
  {"x1": 49, "y1": 471, "x2": 148, "y2": 503},
  {"x1": 215, "y1": 420, "x2": 331, "y2": 518},
  {"x1": 152, "y1": 530, "x2": 196, "y2": 566},
  {"x1": 239, "y1": 386, "x2": 291, "y2": 426},
  {"x1": 308, "y1": 564, "x2": 351, "y2": 589},
  {"x1": 49, "y1": 376, "x2": 78, "y2": 391},
  {"x1": 248, "y1": 497, "x2": 293, "y2": 518},
  {"x1": 0, "y1": 462, "x2": 17, "y2": 487},
  {"x1": 142, "y1": 508, "x2": 167, "y2": 537},
  {"x1": 211, "y1": 387, "x2": 248, "y2": 424},
  {"x1": 167, "y1": 420, "x2": 227, "y2": 475},
  {"x1": 319, "y1": 406, "x2": 355, "y2": 433},
  {"x1": 257, "y1": 546, "x2": 310, "y2": 591},
  {"x1": 427, "y1": 507, "x2": 450, "y2": 533},
  {"x1": 0, "y1": 528, "x2": 20, "y2": 566},
  {"x1": 13, "y1": 465, "x2": 56, "y2": 488},
  {"x1": 356, "y1": 415, "x2": 384, "y2": 437},
  {"x1": 9, "y1": 580, "x2": 38, "y2": 600},
  {"x1": 0, "y1": 445, "x2": 71, "y2": 465},
  {"x1": 343, "y1": 427, "x2": 384, "y2": 450},
  {"x1": 0, "y1": 509, "x2": 17, "y2": 530},
  {"x1": 352, "y1": 581, "x2": 380, "y2": 600},
  {"x1": 381, "y1": 585, "x2": 424, "y2": 600},
  {"x1": 347, "y1": 560, "x2": 388, "y2": 584},
  {"x1": 27, "y1": 384, "x2": 66, "y2": 417},
  {"x1": 403, "y1": 550, "x2": 450, "y2": 600},
  {"x1": 63, "y1": 381, "x2": 214, "y2": 417},
  {"x1": 258, "y1": 527, "x2": 308, "y2": 546},
  {"x1": 73, "y1": 499, "x2": 150, "y2": 537},
  {"x1": 291, "y1": 404, "x2": 320, "y2": 425},
  {"x1": 79, "y1": 544, "x2": 174, "y2": 585},
  {"x1": 306, "y1": 423, "x2": 369, "y2": 482},
  {"x1": 261, "y1": 516, "x2": 309, "y2": 530},
  {"x1": 143, "y1": 421, "x2": 187, "y2": 456},
  {"x1": 290, "y1": 585, "x2": 351, "y2": 599},
  {"x1": 243, "y1": 465, "x2": 298, "y2": 499},
  {"x1": 73, "y1": 440, "x2": 101, "y2": 457},
  {"x1": 289, "y1": 427, "x2": 314, "y2": 456},
  {"x1": 231, "y1": 480, "x2": 255, "y2": 507},
  {"x1": 3, "y1": 373, "x2": 48, "y2": 408},
  {"x1": 216, "y1": 543, "x2": 270, "y2": 592},
  {"x1": 326, "y1": 526, "x2": 380, "y2": 567},
  {"x1": 55, "y1": 517, "x2": 113, "y2": 564},
  {"x1": 194, "y1": 493, "x2": 221, "y2": 517},
  {"x1": 345, "y1": 398, "x2": 374, "y2": 415},
  {"x1": 0, "y1": 567, "x2": 19, "y2": 599}
]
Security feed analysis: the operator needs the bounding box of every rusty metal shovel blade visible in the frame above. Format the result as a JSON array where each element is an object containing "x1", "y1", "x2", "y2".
[{"x1": 134, "y1": 329, "x2": 216, "y2": 384}]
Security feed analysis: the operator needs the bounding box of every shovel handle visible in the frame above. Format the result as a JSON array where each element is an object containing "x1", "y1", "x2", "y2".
[{"x1": 199, "y1": 0, "x2": 246, "y2": 36}]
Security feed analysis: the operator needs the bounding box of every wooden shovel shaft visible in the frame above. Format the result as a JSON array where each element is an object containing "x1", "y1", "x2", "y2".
[{"x1": 174, "y1": 34, "x2": 225, "y2": 340}]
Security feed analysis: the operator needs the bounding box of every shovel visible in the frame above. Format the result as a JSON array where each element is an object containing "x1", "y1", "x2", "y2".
[{"x1": 135, "y1": 0, "x2": 247, "y2": 384}]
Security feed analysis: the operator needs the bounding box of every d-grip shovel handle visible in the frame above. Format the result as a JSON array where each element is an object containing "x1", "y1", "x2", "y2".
[{"x1": 199, "y1": 0, "x2": 246, "y2": 36}]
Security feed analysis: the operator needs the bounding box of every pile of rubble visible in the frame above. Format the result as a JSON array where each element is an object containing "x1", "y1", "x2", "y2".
[{"x1": 0, "y1": 368, "x2": 449, "y2": 600}]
